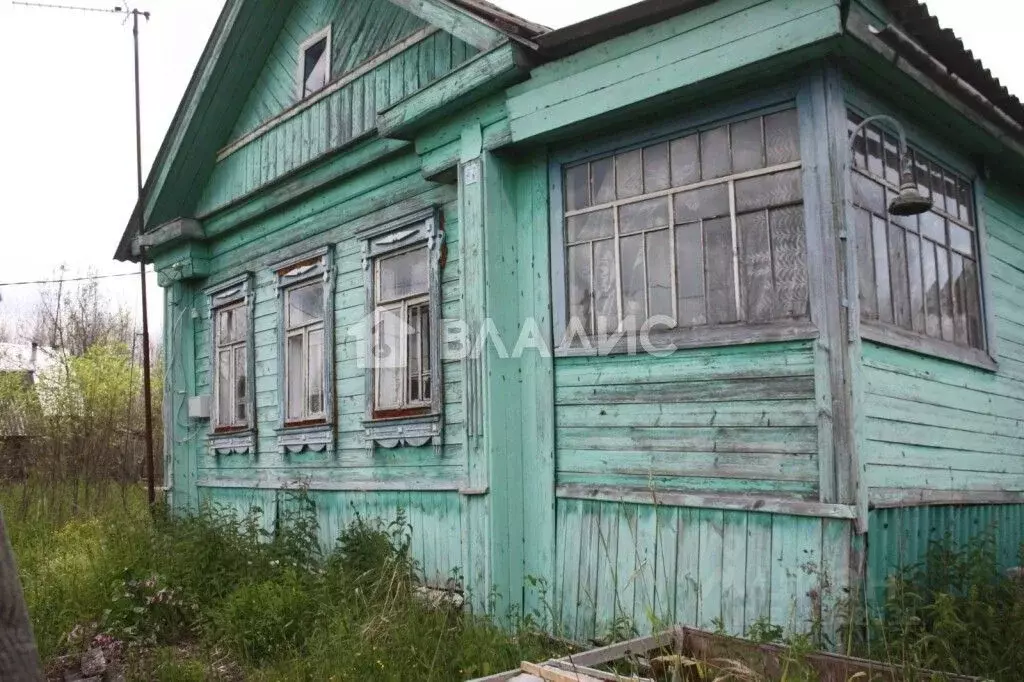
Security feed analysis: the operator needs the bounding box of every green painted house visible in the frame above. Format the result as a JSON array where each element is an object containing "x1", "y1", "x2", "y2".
[{"x1": 115, "y1": 0, "x2": 1024, "y2": 638}]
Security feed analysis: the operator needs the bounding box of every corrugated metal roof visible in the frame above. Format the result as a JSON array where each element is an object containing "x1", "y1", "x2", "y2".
[{"x1": 881, "y1": 0, "x2": 1024, "y2": 128}]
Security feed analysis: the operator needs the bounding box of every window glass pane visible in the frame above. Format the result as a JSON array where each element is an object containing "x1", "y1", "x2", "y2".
[
  {"x1": 855, "y1": 207, "x2": 876, "y2": 319},
  {"x1": 919, "y1": 211, "x2": 946, "y2": 244},
  {"x1": 883, "y1": 133, "x2": 900, "y2": 185},
  {"x1": 888, "y1": 224, "x2": 910, "y2": 329},
  {"x1": 730, "y1": 117, "x2": 764, "y2": 173},
  {"x1": 865, "y1": 125, "x2": 884, "y2": 177},
  {"x1": 950, "y1": 253, "x2": 968, "y2": 346},
  {"x1": 593, "y1": 240, "x2": 619, "y2": 334},
  {"x1": 566, "y1": 209, "x2": 613, "y2": 243},
  {"x1": 770, "y1": 206, "x2": 808, "y2": 319},
  {"x1": 217, "y1": 350, "x2": 231, "y2": 426},
  {"x1": 738, "y1": 210, "x2": 773, "y2": 322},
  {"x1": 921, "y1": 242, "x2": 941, "y2": 338},
  {"x1": 700, "y1": 125, "x2": 731, "y2": 180},
  {"x1": 308, "y1": 328, "x2": 324, "y2": 415},
  {"x1": 407, "y1": 303, "x2": 427, "y2": 403},
  {"x1": 303, "y1": 37, "x2": 328, "y2": 96},
  {"x1": 906, "y1": 233, "x2": 925, "y2": 333},
  {"x1": 703, "y1": 217, "x2": 738, "y2": 324},
  {"x1": 674, "y1": 184, "x2": 729, "y2": 222},
  {"x1": 852, "y1": 173, "x2": 885, "y2": 215},
  {"x1": 937, "y1": 248, "x2": 954, "y2": 342},
  {"x1": 620, "y1": 234, "x2": 646, "y2": 329},
  {"x1": 565, "y1": 164, "x2": 590, "y2": 211},
  {"x1": 218, "y1": 309, "x2": 232, "y2": 344},
  {"x1": 591, "y1": 158, "x2": 615, "y2": 204},
  {"x1": 378, "y1": 247, "x2": 429, "y2": 301},
  {"x1": 930, "y1": 166, "x2": 946, "y2": 215},
  {"x1": 286, "y1": 334, "x2": 304, "y2": 420},
  {"x1": 234, "y1": 347, "x2": 247, "y2": 424},
  {"x1": 619, "y1": 197, "x2": 669, "y2": 235},
  {"x1": 849, "y1": 115, "x2": 866, "y2": 170},
  {"x1": 646, "y1": 230, "x2": 673, "y2": 320},
  {"x1": 950, "y1": 223, "x2": 973, "y2": 255},
  {"x1": 643, "y1": 143, "x2": 670, "y2": 193},
  {"x1": 567, "y1": 244, "x2": 593, "y2": 335},
  {"x1": 670, "y1": 134, "x2": 700, "y2": 187},
  {"x1": 944, "y1": 172, "x2": 959, "y2": 216},
  {"x1": 287, "y1": 283, "x2": 324, "y2": 328},
  {"x1": 958, "y1": 180, "x2": 974, "y2": 224},
  {"x1": 734, "y1": 168, "x2": 802, "y2": 213},
  {"x1": 872, "y1": 215, "x2": 892, "y2": 323},
  {"x1": 675, "y1": 223, "x2": 706, "y2": 326},
  {"x1": 375, "y1": 308, "x2": 402, "y2": 410},
  {"x1": 913, "y1": 153, "x2": 931, "y2": 200},
  {"x1": 764, "y1": 109, "x2": 800, "y2": 165},
  {"x1": 616, "y1": 149, "x2": 643, "y2": 199},
  {"x1": 964, "y1": 259, "x2": 984, "y2": 347}
]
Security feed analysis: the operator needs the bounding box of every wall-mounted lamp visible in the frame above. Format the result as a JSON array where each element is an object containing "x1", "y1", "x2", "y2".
[{"x1": 848, "y1": 114, "x2": 932, "y2": 217}]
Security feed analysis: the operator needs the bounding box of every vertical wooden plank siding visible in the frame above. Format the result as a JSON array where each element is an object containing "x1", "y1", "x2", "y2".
[
  {"x1": 859, "y1": 184, "x2": 1024, "y2": 505},
  {"x1": 554, "y1": 341, "x2": 820, "y2": 498},
  {"x1": 553, "y1": 499, "x2": 853, "y2": 638},
  {"x1": 197, "y1": 0, "x2": 478, "y2": 216}
]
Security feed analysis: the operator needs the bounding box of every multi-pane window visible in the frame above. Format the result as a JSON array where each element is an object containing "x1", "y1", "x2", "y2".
[
  {"x1": 562, "y1": 108, "x2": 808, "y2": 338},
  {"x1": 299, "y1": 28, "x2": 330, "y2": 98},
  {"x1": 848, "y1": 111, "x2": 984, "y2": 350},
  {"x1": 373, "y1": 246, "x2": 432, "y2": 416},
  {"x1": 214, "y1": 303, "x2": 248, "y2": 430},
  {"x1": 284, "y1": 281, "x2": 327, "y2": 424}
]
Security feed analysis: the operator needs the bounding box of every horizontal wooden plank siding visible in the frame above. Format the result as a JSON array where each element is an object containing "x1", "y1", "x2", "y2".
[
  {"x1": 505, "y1": 0, "x2": 841, "y2": 142},
  {"x1": 197, "y1": 486, "x2": 462, "y2": 587},
  {"x1": 193, "y1": 153, "x2": 464, "y2": 490},
  {"x1": 554, "y1": 498, "x2": 852, "y2": 639},
  {"x1": 861, "y1": 184, "x2": 1024, "y2": 506},
  {"x1": 195, "y1": 0, "x2": 476, "y2": 215},
  {"x1": 554, "y1": 341, "x2": 820, "y2": 498}
]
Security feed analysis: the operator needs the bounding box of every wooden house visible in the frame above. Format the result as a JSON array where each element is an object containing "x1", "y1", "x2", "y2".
[{"x1": 115, "y1": 0, "x2": 1024, "y2": 638}]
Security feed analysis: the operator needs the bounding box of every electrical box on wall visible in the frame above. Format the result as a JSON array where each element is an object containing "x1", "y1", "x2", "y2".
[{"x1": 188, "y1": 395, "x2": 211, "y2": 420}]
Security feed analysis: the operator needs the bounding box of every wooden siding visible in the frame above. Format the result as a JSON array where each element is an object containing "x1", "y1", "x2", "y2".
[
  {"x1": 554, "y1": 498, "x2": 852, "y2": 639},
  {"x1": 860, "y1": 184, "x2": 1024, "y2": 506},
  {"x1": 184, "y1": 151, "x2": 465, "y2": 493},
  {"x1": 554, "y1": 341, "x2": 820, "y2": 498},
  {"x1": 196, "y1": 0, "x2": 476, "y2": 215},
  {"x1": 505, "y1": 0, "x2": 841, "y2": 143},
  {"x1": 197, "y1": 486, "x2": 462, "y2": 587}
]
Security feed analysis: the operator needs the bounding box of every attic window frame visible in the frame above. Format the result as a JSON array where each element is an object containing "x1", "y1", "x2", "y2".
[{"x1": 298, "y1": 26, "x2": 332, "y2": 100}]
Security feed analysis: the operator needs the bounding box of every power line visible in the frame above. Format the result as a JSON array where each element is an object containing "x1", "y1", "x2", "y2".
[
  {"x1": 11, "y1": 1, "x2": 124, "y2": 14},
  {"x1": 0, "y1": 270, "x2": 154, "y2": 287}
]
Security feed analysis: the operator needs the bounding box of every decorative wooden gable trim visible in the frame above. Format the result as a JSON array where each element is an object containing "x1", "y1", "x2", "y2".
[{"x1": 386, "y1": 0, "x2": 507, "y2": 51}]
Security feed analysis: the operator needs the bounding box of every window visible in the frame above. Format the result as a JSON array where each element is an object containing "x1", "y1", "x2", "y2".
[
  {"x1": 273, "y1": 248, "x2": 334, "y2": 454},
  {"x1": 373, "y1": 246, "x2": 432, "y2": 416},
  {"x1": 206, "y1": 275, "x2": 255, "y2": 456},
  {"x1": 358, "y1": 209, "x2": 444, "y2": 451},
  {"x1": 848, "y1": 111, "x2": 985, "y2": 352},
  {"x1": 299, "y1": 27, "x2": 331, "y2": 98},
  {"x1": 561, "y1": 108, "x2": 808, "y2": 342},
  {"x1": 215, "y1": 303, "x2": 248, "y2": 430},
  {"x1": 284, "y1": 281, "x2": 326, "y2": 423}
]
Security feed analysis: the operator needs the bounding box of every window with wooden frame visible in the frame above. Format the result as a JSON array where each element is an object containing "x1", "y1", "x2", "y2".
[
  {"x1": 206, "y1": 274, "x2": 256, "y2": 456},
  {"x1": 559, "y1": 107, "x2": 809, "y2": 347},
  {"x1": 848, "y1": 111, "x2": 987, "y2": 360},
  {"x1": 359, "y1": 209, "x2": 444, "y2": 452},
  {"x1": 298, "y1": 27, "x2": 331, "y2": 99},
  {"x1": 273, "y1": 248, "x2": 334, "y2": 454}
]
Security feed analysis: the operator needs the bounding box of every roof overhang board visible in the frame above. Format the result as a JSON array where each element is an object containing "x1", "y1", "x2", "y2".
[
  {"x1": 377, "y1": 42, "x2": 529, "y2": 140},
  {"x1": 386, "y1": 0, "x2": 507, "y2": 50},
  {"x1": 506, "y1": 0, "x2": 843, "y2": 144}
]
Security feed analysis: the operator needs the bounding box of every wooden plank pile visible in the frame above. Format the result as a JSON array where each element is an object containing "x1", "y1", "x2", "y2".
[{"x1": 468, "y1": 627, "x2": 987, "y2": 682}]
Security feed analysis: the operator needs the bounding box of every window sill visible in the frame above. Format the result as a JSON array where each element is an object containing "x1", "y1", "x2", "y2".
[
  {"x1": 555, "y1": 321, "x2": 818, "y2": 357},
  {"x1": 208, "y1": 430, "x2": 256, "y2": 456},
  {"x1": 275, "y1": 423, "x2": 333, "y2": 455},
  {"x1": 860, "y1": 322, "x2": 997, "y2": 372},
  {"x1": 363, "y1": 413, "x2": 443, "y2": 451}
]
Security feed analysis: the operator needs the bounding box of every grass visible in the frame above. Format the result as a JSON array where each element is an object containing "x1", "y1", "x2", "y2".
[{"x1": 2, "y1": 484, "x2": 568, "y2": 681}]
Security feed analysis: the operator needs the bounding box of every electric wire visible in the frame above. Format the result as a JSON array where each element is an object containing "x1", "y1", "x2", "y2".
[{"x1": 0, "y1": 270, "x2": 154, "y2": 287}]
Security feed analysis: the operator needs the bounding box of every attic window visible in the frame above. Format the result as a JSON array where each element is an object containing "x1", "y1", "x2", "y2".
[{"x1": 299, "y1": 27, "x2": 331, "y2": 98}]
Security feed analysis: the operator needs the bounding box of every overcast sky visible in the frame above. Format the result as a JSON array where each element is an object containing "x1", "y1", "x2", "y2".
[{"x1": 1, "y1": 0, "x2": 1021, "y2": 341}]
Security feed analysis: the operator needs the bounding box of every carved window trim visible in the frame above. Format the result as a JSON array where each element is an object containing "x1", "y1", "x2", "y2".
[
  {"x1": 272, "y1": 247, "x2": 335, "y2": 455},
  {"x1": 204, "y1": 273, "x2": 256, "y2": 456},
  {"x1": 357, "y1": 208, "x2": 445, "y2": 453}
]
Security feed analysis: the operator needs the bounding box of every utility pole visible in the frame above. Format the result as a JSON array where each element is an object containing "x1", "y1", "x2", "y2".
[{"x1": 14, "y1": 1, "x2": 156, "y2": 507}]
